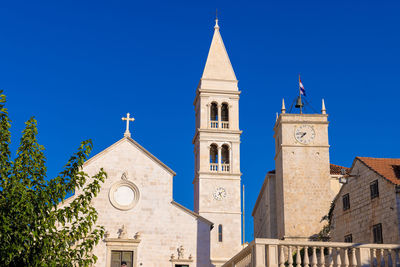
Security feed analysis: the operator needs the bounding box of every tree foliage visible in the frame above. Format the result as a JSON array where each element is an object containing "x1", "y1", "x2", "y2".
[{"x1": 0, "y1": 91, "x2": 107, "y2": 266}]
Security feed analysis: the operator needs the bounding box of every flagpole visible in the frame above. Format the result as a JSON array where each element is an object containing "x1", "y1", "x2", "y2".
[{"x1": 299, "y1": 74, "x2": 302, "y2": 114}]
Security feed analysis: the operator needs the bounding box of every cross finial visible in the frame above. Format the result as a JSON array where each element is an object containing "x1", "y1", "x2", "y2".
[
  {"x1": 122, "y1": 113, "x2": 135, "y2": 138},
  {"x1": 214, "y1": 9, "x2": 219, "y2": 29}
]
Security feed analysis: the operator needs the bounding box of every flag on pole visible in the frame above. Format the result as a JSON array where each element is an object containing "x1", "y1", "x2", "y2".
[{"x1": 299, "y1": 76, "x2": 306, "y2": 96}]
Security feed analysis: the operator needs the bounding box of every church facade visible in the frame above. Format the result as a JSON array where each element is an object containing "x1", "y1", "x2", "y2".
[{"x1": 64, "y1": 19, "x2": 243, "y2": 267}]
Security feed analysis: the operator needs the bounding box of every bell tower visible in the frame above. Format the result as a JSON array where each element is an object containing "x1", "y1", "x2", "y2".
[
  {"x1": 193, "y1": 19, "x2": 242, "y2": 266},
  {"x1": 274, "y1": 99, "x2": 331, "y2": 240}
]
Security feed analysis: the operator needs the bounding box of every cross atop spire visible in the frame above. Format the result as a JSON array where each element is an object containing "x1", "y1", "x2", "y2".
[
  {"x1": 215, "y1": 9, "x2": 219, "y2": 29},
  {"x1": 122, "y1": 113, "x2": 135, "y2": 138}
]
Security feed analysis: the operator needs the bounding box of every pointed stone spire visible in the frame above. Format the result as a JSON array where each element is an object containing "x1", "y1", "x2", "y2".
[
  {"x1": 276, "y1": 112, "x2": 279, "y2": 122},
  {"x1": 281, "y1": 98, "x2": 286, "y2": 114},
  {"x1": 201, "y1": 19, "x2": 237, "y2": 81},
  {"x1": 321, "y1": 99, "x2": 326, "y2": 114}
]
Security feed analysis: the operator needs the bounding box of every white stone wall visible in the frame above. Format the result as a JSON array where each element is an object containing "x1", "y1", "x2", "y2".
[
  {"x1": 331, "y1": 160, "x2": 400, "y2": 244},
  {"x1": 73, "y1": 138, "x2": 211, "y2": 267}
]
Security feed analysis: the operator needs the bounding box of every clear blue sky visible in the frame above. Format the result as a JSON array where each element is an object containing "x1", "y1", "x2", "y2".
[{"x1": 1, "y1": 1, "x2": 399, "y2": 242}]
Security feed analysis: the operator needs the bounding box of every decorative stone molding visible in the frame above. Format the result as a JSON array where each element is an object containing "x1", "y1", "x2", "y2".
[
  {"x1": 169, "y1": 245, "x2": 193, "y2": 266},
  {"x1": 109, "y1": 180, "x2": 140, "y2": 211},
  {"x1": 104, "y1": 236, "x2": 141, "y2": 267}
]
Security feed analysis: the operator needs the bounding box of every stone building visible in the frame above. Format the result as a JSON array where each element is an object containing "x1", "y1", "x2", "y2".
[
  {"x1": 252, "y1": 103, "x2": 349, "y2": 240},
  {"x1": 330, "y1": 157, "x2": 400, "y2": 244},
  {"x1": 63, "y1": 19, "x2": 243, "y2": 267}
]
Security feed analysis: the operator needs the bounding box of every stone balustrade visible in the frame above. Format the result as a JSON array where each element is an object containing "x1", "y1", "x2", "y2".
[
  {"x1": 221, "y1": 163, "x2": 230, "y2": 172},
  {"x1": 222, "y1": 239, "x2": 400, "y2": 267},
  {"x1": 210, "y1": 121, "x2": 218, "y2": 128},
  {"x1": 221, "y1": 121, "x2": 229, "y2": 129},
  {"x1": 210, "y1": 163, "x2": 218, "y2": 171}
]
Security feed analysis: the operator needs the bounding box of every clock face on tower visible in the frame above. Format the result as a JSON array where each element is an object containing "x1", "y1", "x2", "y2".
[
  {"x1": 213, "y1": 187, "x2": 227, "y2": 201},
  {"x1": 295, "y1": 125, "x2": 315, "y2": 144}
]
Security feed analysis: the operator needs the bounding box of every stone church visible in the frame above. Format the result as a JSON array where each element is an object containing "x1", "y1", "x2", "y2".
[{"x1": 65, "y1": 19, "x2": 243, "y2": 267}]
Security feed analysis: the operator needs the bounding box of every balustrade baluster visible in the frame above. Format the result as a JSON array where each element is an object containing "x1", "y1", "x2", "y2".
[
  {"x1": 371, "y1": 249, "x2": 377, "y2": 267},
  {"x1": 350, "y1": 248, "x2": 357, "y2": 267},
  {"x1": 336, "y1": 248, "x2": 342, "y2": 267},
  {"x1": 296, "y1": 246, "x2": 302, "y2": 267},
  {"x1": 279, "y1": 245, "x2": 285, "y2": 267},
  {"x1": 312, "y1": 247, "x2": 318, "y2": 267},
  {"x1": 387, "y1": 249, "x2": 392, "y2": 267},
  {"x1": 344, "y1": 248, "x2": 349, "y2": 267},
  {"x1": 380, "y1": 249, "x2": 386, "y2": 267},
  {"x1": 304, "y1": 246, "x2": 310, "y2": 267},
  {"x1": 320, "y1": 247, "x2": 326, "y2": 267},
  {"x1": 382, "y1": 249, "x2": 389, "y2": 267},
  {"x1": 328, "y1": 247, "x2": 333, "y2": 267},
  {"x1": 288, "y1": 246, "x2": 294, "y2": 267}
]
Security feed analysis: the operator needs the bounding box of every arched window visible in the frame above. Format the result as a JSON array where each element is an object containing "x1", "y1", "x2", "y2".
[
  {"x1": 210, "y1": 102, "x2": 218, "y2": 121},
  {"x1": 210, "y1": 144, "x2": 218, "y2": 171},
  {"x1": 221, "y1": 103, "x2": 229, "y2": 122},
  {"x1": 221, "y1": 144, "x2": 230, "y2": 164},
  {"x1": 218, "y1": 224, "x2": 223, "y2": 242}
]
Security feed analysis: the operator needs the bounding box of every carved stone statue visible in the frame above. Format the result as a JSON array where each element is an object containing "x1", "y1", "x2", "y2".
[
  {"x1": 177, "y1": 245, "x2": 185, "y2": 259},
  {"x1": 118, "y1": 224, "x2": 128, "y2": 239},
  {"x1": 134, "y1": 232, "x2": 141, "y2": 240},
  {"x1": 104, "y1": 231, "x2": 110, "y2": 238}
]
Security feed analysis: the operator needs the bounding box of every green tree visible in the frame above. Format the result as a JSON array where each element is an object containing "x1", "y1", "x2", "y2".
[{"x1": 0, "y1": 91, "x2": 107, "y2": 266}]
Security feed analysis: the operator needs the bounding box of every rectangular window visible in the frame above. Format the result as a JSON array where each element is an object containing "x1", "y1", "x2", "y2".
[
  {"x1": 175, "y1": 265, "x2": 189, "y2": 267},
  {"x1": 111, "y1": 251, "x2": 133, "y2": 267},
  {"x1": 373, "y1": 223, "x2": 383, "y2": 244},
  {"x1": 344, "y1": 234, "x2": 353, "y2": 243},
  {"x1": 218, "y1": 224, "x2": 223, "y2": 242},
  {"x1": 343, "y1": 193, "x2": 350, "y2": 211},
  {"x1": 370, "y1": 180, "x2": 379, "y2": 199}
]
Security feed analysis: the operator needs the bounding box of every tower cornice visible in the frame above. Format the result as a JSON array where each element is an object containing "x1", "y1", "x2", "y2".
[{"x1": 192, "y1": 129, "x2": 242, "y2": 144}]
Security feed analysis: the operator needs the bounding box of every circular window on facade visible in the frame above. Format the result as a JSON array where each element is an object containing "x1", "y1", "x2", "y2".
[{"x1": 109, "y1": 181, "x2": 140, "y2": 211}]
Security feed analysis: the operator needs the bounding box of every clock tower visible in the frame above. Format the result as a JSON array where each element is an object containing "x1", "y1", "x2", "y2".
[
  {"x1": 193, "y1": 19, "x2": 242, "y2": 266},
  {"x1": 274, "y1": 99, "x2": 332, "y2": 240}
]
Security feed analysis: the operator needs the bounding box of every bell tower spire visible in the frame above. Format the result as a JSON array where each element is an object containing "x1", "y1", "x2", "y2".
[{"x1": 193, "y1": 18, "x2": 242, "y2": 266}]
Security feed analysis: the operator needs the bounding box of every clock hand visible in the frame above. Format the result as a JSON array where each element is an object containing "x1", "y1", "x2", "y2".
[{"x1": 301, "y1": 132, "x2": 307, "y2": 137}]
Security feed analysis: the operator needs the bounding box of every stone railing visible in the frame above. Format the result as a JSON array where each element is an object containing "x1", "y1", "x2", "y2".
[
  {"x1": 221, "y1": 164, "x2": 230, "y2": 172},
  {"x1": 222, "y1": 239, "x2": 400, "y2": 267},
  {"x1": 210, "y1": 163, "x2": 218, "y2": 171},
  {"x1": 221, "y1": 121, "x2": 229, "y2": 129},
  {"x1": 210, "y1": 121, "x2": 218, "y2": 128}
]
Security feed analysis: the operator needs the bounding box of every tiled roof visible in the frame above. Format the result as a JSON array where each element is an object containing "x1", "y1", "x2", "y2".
[
  {"x1": 357, "y1": 157, "x2": 400, "y2": 185},
  {"x1": 330, "y1": 164, "x2": 350, "y2": 175},
  {"x1": 266, "y1": 164, "x2": 349, "y2": 176}
]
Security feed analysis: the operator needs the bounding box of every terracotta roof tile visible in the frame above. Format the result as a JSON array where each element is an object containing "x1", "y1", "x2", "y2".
[
  {"x1": 357, "y1": 157, "x2": 400, "y2": 185},
  {"x1": 330, "y1": 164, "x2": 350, "y2": 175}
]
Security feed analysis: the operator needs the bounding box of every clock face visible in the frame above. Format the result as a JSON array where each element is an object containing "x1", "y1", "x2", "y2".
[
  {"x1": 295, "y1": 125, "x2": 315, "y2": 144},
  {"x1": 213, "y1": 187, "x2": 227, "y2": 201}
]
